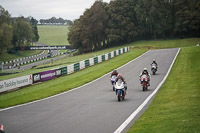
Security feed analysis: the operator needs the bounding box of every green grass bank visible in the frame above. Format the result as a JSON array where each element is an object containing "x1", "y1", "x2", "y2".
[
  {"x1": 38, "y1": 25, "x2": 69, "y2": 45},
  {"x1": 127, "y1": 46, "x2": 200, "y2": 133},
  {"x1": 0, "y1": 50, "x2": 42, "y2": 62},
  {"x1": 132, "y1": 38, "x2": 200, "y2": 48}
]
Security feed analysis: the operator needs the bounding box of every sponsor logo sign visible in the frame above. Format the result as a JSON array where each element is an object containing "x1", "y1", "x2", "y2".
[
  {"x1": 33, "y1": 73, "x2": 41, "y2": 83},
  {"x1": 40, "y1": 70, "x2": 56, "y2": 82},
  {"x1": 15, "y1": 46, "x2": 71, "y2": 50},
  {"x1": 33, "y1": 70, "x2": 57, "y2": 83},
  {"x1": 0, "y1": 75, "x2": 32, "y2": 93}
]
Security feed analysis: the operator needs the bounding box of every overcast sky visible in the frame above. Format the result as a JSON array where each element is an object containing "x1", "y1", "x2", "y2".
[{"x1": 1, "y1": 0, "x2": 111, "y2": 21}]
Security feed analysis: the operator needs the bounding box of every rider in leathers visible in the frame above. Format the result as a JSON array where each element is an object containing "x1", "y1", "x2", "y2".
[
  {"x1": 139, "y1": 68, "x2": 151, "y2": 86},
  {"x1": 151, "y1": 59, "x2": 158, "y2": 70},
  {"x1": 110, "y1": 70, "x2": 119, "y2": 78},
  {"x1": 115, "y1": 73, "x2": 127, "y2": 96}
]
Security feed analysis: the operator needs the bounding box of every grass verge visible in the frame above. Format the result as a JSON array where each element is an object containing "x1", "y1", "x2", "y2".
[
  {"x1": 0, "y1": 48, "x2": 147, "y2": 108},
  {"x1": 38, "y1": 25, "x2": 69, "y2": 45},
  {"x1": 131, "y1": 38, "x2": 200, "y2": 49},
  {"x1": 127, "y1": 46, "x2": 200, "y2": 133},
  {"x1": 0, "y1": 50, "x2": 42, "y2": 62}
]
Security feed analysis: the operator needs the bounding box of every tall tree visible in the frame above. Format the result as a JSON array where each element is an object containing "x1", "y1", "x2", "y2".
[
  {"x1": 68, "y1": 20, "x2": 83, "y2": 52},
  {"x1": 106, "y1": 0, "x2": 138, "y2": 44},
  {"x1": 174, "y1": 0, "x2": 200, "y2": 37},
  {"x1": 28, "y1": 16, "x2": 39, "y2": 42},
  {"x1": 12, "y1": 17, "x2": 34, "y2": 48},
  {"x1": 68, "y1": 0, "x2": 109, "y2": 53},
  {"x1": 81, "y1": 0, "x2": 109, "y2": 50},
  {"x1": 0, "y1": 5, "x2": 13, "y2": 53}
]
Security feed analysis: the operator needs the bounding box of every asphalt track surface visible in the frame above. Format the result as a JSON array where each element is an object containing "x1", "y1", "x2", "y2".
[{"x1": 0, "y1": 48, "x2": 179, "y2": 133}]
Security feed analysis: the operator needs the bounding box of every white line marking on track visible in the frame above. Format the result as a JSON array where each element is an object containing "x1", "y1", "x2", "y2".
[
  {"x1": 0, "y1": 50, "x2": 150, "y2": 112},
  {"x1": 114, "y1": 48, "x2": 180, "y2": 133}
]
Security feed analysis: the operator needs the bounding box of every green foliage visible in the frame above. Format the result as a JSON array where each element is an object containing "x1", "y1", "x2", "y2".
[
  {"x1": 68, "y1": 1, "x2": 109, "y2": 53},
  {"x1": 106, "y1": 0, "x2": 138, "y2": 43},
  {"x1": 174, "y1": 0, "x2": 200, "y2": 36},
  {"x1": 0, "y1": 5, "x2": 13, "y2": 53},
  {"x1": 0, "y1": 23, "x2": 13, "y2": 53},
  {"x1": 0, "y1": 5, "x2": 39, "y2": 54},
  {"x1": 128, "y1": 46, "x2": 200, "y2": 133},
  {"x1": 12, "y1": 17, "x2": 34, "y2": 47},
  {"x1": 29, "y1": 17, "x2": 39, "y2": 42},
  {"x1": 68, "y1": 0, "x2": 200, "y2": 52}
]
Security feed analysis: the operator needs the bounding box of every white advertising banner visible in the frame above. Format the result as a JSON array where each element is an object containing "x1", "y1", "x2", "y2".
[{"x1": 0, "y1": 75, "x2": 33, "y2": 93}]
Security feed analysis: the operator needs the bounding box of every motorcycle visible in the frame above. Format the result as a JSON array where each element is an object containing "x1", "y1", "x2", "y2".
[
  {"x1": 114, "y1": 79, "x2": 126, "y2": 102},
  {"x1": 151, "y1": 63, "x2": 157, "y2": 75},
  {"x1": 110, "y1": 75, "x2": 117, "y2": 91},
  {"x1": 140, "y1": 74, "x2": 149, "y2": 91}
]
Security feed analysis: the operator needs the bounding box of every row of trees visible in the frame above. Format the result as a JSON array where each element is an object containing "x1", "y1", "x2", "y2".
[
  {"x1": 0, "y1": 5, "x2": 39, "y2": 54},
  {"x1": 68, "y1": 0, "x2": 200, "y2": 53},
  {"x1": 39, "y1": 17, "x2": 73, "y2": 25}
]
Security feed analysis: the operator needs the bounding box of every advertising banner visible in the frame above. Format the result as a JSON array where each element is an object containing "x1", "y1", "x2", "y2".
[
  {"x1": 15, "y1": 45, "x2": 71, "y2": 50},
  {"x1": 32, "y1": 73, "x2": 41, "y2": 83},
  {"x1": 0, "y1": 75, "x2": 33, "y2": 93},
  {"x1": 40, "y1": 70, "x2": 57, "y2": 82}
]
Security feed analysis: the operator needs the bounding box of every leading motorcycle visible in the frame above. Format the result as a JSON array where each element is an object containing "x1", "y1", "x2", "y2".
[
  {"x1": 151, "y1": 63, "x2": 157, "y2": 75},
  {"x1": 114, "y1": 79, "x2": 126, "y2": 102}
]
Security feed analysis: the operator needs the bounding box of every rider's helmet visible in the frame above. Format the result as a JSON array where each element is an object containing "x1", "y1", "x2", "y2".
[
  {"x1": 113, "y1": 70, "x2": 117, "y2": 74},
  {"x1": 153, "y1": 59, "x2": 156, "y2": 63},
  {"x1": 143, "y1": 68, "x2": 148, "y2": 74}
]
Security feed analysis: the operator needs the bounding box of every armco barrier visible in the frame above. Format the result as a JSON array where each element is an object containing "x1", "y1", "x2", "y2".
[
  {"x1": 74, "y1": 63, "x2": 80, "y2": 72},
  {"x1": 0, "y1": 47, "x2": 129, "y2": 93},
  {"x1": 85, "y1": 59, "x2": 90, "y2": 68},
  {"x1": 61, "y1": 67, "x2": 67, "y2": 75},
  {"x1": 94, "y1": 57, "x2": 98, "y2": 64},
  {"x1": 80, "y1": 61, "x2": 85, "y2": 70}
]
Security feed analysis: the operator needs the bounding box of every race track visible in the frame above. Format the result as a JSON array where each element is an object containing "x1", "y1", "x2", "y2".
[{"x1": 0, "y1": 48, "x2": 179, "y2": 133}]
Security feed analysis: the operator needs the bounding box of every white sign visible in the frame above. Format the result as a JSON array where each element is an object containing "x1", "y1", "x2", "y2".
[{"x1": 0, "y1": 75, "x2": 33, "y2": 93}]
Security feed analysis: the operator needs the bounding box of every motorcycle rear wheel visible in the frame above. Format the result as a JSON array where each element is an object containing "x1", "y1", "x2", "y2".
[{"x1": 143, "y1": 85, "x2": 145, "y2": 91}]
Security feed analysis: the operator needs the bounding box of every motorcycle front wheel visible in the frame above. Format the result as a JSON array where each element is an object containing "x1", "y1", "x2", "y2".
[{"x1": 117, "y1": 90, "x2": 121, "y2": 102}]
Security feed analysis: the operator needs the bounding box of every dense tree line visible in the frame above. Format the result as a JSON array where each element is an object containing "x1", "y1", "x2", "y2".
[
  {"x1": 0, "y1": 5, "x2": 39, "y2": 54},
  {"x1": 39, "y1": 17, "x2": 73, "y2": 25},
  {"x1": 68, "y1": 0, "x2": 200, "y2": 53}
]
